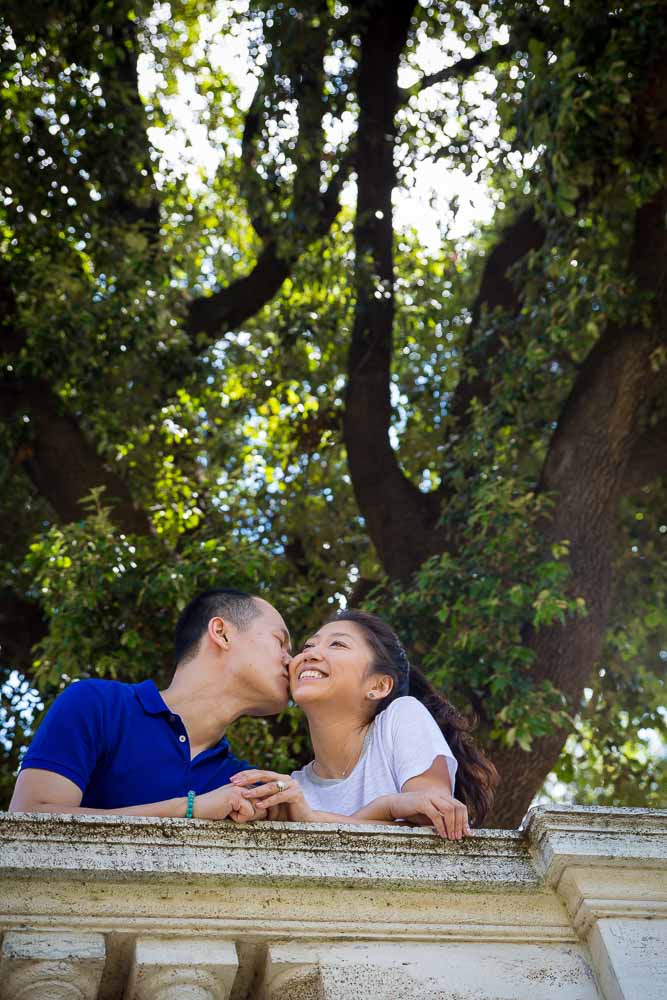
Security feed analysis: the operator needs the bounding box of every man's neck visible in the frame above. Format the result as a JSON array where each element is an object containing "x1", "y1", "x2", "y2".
[
  {"x1": 160, "y1": 664, "x2": 249, "y2": 756},
  {"x1": 305, "y1": 707, "x2": 372, "y2": 779}
]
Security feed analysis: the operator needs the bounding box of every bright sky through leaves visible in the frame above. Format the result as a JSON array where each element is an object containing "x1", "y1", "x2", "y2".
[{"x1": 138, "y1": 0, "x2": 500, "y2": 250}]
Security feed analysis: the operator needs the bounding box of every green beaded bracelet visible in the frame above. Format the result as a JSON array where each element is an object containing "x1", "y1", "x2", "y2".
[{"x1": 186, "y1": 789, "x2": 196, "y2": 819}]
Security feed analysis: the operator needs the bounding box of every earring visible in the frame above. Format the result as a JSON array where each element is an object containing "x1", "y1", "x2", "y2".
[{"x1": 368, "y1": 693, "x2": 375, "y2": 699}]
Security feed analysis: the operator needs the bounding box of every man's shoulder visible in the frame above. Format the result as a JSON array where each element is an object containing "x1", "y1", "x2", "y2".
[{"x1": 56, "y1": 677, "x2": 138, "y2": 710}]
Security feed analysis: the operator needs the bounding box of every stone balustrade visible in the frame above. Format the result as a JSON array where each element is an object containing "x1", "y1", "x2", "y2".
[{"x1": 0, "y1": 806, "x2": 665, "y2": 999}]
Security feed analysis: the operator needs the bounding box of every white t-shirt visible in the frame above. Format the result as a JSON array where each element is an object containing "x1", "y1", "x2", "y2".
[{"x1": 291, "y1": 696, "x2": 458, "y2": 815}]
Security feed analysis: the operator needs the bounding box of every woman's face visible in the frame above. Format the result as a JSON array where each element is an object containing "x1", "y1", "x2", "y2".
[{"x1": 289, "y1": 620, "x2": 380, "y2": 709}]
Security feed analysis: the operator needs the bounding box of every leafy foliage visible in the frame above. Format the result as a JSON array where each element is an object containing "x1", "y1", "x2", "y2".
[{"x1": 1, "y1": 0, "x2": 665, "y2": 816}]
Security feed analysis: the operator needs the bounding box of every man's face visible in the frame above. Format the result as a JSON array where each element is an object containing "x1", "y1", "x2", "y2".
[{"x1": 231, "y1": 598, "x2": 292, "y2": 714}]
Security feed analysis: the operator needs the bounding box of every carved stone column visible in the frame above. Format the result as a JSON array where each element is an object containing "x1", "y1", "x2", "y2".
[
  {"x1": 0, "y1": 931, "x2": 105, "y2": 1000},
  {"x1": 527, "y1": 806, "x2": 667, "y2": 1000},
  {"x1": 263, "y1": 945, "x2": 321, "y2": 1000},
  {"x1": 125, "y1": 937, "x2": 238, "y2": 1000}
]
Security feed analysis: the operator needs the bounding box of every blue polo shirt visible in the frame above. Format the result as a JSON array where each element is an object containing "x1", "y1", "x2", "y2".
[{"x1": 20, "y1": 678, "x2": 253, "y2": 808}]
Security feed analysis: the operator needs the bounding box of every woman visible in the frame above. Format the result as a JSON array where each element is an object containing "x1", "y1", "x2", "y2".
[{"x1": 231, "y1": 610, "x2": 499, "y2": 839}]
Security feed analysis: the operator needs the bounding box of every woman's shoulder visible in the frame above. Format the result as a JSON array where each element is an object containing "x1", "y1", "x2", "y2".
[
  {"x1": 376, "y1": 696, "x2": 433, "y2": 736},
  {"x1": 383, "y1": 695, "x2": 430, "y2": 720}
]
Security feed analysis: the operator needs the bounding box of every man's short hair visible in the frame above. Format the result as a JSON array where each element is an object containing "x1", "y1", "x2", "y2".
[{"x1": 174, "y1": 588, "x2": 261, "y2": 666}]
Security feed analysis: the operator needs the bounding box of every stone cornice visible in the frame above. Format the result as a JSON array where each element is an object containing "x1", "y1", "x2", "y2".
[
  {"x1": 524, "y1": 805, "x2": 667, "y2": 884},
  {"x1": 524, "y1": 805, "x2": 667, "y2": 936},
  {"x1": 0, "y1": 811, "x2": 537, "y2": 889}
]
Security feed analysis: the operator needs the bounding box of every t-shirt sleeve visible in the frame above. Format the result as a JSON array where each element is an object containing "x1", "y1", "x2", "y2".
[
  {"x1": 383, "y1": 696, "x2": 458, "y2": 793},
  {"x1": 20, "y1": 681, "x2": 105, "y2": 793}
]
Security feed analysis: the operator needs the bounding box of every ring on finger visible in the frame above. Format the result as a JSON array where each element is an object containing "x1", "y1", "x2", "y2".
[{"x1": 276, "y1": 780, "x2": 286, "y2": 792}]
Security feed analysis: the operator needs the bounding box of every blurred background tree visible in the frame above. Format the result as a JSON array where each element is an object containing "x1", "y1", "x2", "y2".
[{"x1": 1, "y1": 0, "x2": 665, "y2": 824}]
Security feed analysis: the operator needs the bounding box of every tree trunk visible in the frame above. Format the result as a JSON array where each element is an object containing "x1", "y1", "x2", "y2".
[
  {"x1": 343, "y1": 0, "x2": 445, "y2": 580},
  {"x1": 487, "y1": 175, "x2": 667, "y2": 826}
]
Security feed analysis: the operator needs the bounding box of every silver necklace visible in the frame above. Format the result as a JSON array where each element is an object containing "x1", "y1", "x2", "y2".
[{"x1": 314, "y1": 724, "x2": 370, "y2": 779}]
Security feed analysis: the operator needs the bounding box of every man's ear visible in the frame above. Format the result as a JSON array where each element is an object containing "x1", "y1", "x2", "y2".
[{"x1": 208, "y1": 616, "x2": 231, "y2": 652}]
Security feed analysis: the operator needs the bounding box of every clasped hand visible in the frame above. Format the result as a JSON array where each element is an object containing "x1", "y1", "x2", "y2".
[
  {"x1": 188, "y1": 783, "x2": 259, "y2": 822},
  {"x1": 191, "y1": 771, "x2": 312, "y2": 823},
  {"x1": 230, "y1": 769, "x2": 314, "y2": 821}
]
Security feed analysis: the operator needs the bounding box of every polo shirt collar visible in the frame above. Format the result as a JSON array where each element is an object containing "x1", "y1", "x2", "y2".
[
  {"x1": 132, "y1": 679, "x2": 231, "y2": 757},
  {"x1": 133, "y1": 679, "x2": 171, "y2": 716}
]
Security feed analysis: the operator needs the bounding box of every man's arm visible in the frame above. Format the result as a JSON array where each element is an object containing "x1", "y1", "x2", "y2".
[
  {"x1": 9, "y1": 769, "x2": 255, "y2": 820},
  {"x1": 10, "y1": 769, "x2": 190, "y2": 816}
]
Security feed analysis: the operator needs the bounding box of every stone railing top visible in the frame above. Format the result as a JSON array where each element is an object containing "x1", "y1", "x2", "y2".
[
  {"x1": 523, "y1": 804, "x2": 667, "y2": 884},
  {"x1": 1, "y1": 805, "x2": 665, "y2": 892},
  {"x1": 0, "y1": 810, "x2": 533, "y2": 890}
]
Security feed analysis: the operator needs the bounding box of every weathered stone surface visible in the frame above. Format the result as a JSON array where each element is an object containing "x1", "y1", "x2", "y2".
[
  {"x1": 264, "y1": 941, "x2": 601, "y2": 1000},
  {"x1": 0, "y1": 813, "x2": 536, "y2": 888},
  {"x1": 126, "y1": 937, "x2": 238, "y2": 1000},
  {"x1": 525, "y1": 806, "x2": 667, "y2": 884},
  {"x1": 588, "y1": 919, "x2": 667, "y2": 1000},
  {"x1": 0, "y1": 806, "x2": 664, "y2": 999},
  {"x1": 0, "y1": 930, "x2": 105, "y2": 1000}
]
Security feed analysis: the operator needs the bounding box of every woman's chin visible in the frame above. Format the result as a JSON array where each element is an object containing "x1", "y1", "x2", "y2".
[{"x1": 291, "y1": 681, "x2": 332, "y2": 705}]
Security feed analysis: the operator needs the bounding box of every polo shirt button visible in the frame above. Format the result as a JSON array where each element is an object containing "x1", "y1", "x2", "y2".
[{"x1": 178, "y1": 735, "x2": 186, "y2": 743}]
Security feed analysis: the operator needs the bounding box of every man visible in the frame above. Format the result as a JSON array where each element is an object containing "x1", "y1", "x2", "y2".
[{"x1": 9, "y1": 588, "x2": 292, "y2": 820}]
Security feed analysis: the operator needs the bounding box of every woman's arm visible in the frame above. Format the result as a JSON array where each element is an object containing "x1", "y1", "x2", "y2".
[
  {"x1": 397, "y1": 757, "x2": 470, "y2": 838},
  {"x1": 230, "y1": 765, "x2": 470, "y2": 839},
  {"x1": 231, "y1": 770, "x2": 391, "y2": 825},
  {"x1": 349, "y1": 758, "x2": 470, "y2": 839}
]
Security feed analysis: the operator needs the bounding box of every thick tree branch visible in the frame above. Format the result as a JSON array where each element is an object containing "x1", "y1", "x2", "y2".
[
  {"x1": 186, "y1": 243, "x2": 291, "y2": 344},
  {"x1": 186, "y1": 147, "x2": 352, "y2": 346},
  {"x1": 241, "y1": 6, "x2": 328, "y2": 243},
  {"x1": 446, "y1": 209, "x2": 546, "y2": 431},
  {"x1": 93, "y1": 17, "x2": 160, "y2": 242},
  {"x1": 622, "y1": 414, "x2": 667, "y2": 493},
  {"x1": 1, "y1": 377, "x2": 151, "y2": 535},
  {"x1": 193, "y1": 2, "x2": 334, "y2": 349},
  {"x1": 343, "y1": 0, "x2": 444, "y2": 581},
  {"x1": 406, "y1": 41, "x2": 512, "y2": 97},
  {"x1": 290, "y1": 10, "x2": 327, "y2": 216},
  {"x1": 240, "y1": 61, "x2": 282, "y2": 242}
]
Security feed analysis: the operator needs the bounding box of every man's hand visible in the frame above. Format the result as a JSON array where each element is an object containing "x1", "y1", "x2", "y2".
[
  {"x1": 193, "y1": 784, "x2": 262, "y2": 822},
  {"x1": 386, "y1": 791, "x2": 471, "y2": 840},
  {"x1": 230, "y1": 770, "x2": 315, "y2": 822}
]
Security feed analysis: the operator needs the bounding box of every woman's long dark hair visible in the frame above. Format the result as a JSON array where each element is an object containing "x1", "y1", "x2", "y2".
[{"x1": 333, "y1": 609, "x2": 499, "y2": 827}]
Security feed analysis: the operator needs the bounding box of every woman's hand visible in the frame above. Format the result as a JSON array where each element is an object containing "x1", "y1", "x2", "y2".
[
  {"x1": 230, "y1": 769, "x2": 315, "y2": 822},
  {"x1": 386, "y1": 791, "x2": 471, "y2": 840}
]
